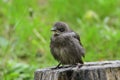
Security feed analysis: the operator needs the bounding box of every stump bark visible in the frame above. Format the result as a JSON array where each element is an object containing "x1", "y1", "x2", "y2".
[{"x1": 34, "y1": 60, "x2": 120, "y2": 80}]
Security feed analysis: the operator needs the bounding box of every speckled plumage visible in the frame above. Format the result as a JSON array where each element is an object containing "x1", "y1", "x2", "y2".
[{"x1": 50, "y1": 22, "x2": 85, "y2": 66}]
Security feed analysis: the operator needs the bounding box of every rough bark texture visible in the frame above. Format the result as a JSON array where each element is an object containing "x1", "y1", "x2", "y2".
[{"x1": 34, "y1": 60, "x2": 120, "y2": 80}]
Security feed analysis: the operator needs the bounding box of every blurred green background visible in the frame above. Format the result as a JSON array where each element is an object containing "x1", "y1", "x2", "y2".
[{"x1": 0, "y1": 0, "x2": 120, "y2": 80}]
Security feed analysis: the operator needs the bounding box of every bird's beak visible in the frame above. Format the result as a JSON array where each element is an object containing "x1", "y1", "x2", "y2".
[
  {"x1": 51, "y1": 27, "x2": 60, "y2": 35},
  {"x1": 51, "y1": 27, "x2": 57, "y2": 31}
]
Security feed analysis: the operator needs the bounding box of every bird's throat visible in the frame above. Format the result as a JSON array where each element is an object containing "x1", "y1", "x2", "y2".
[{"x1": 53, "y1": 31, "x2": 60, "y2": 36}]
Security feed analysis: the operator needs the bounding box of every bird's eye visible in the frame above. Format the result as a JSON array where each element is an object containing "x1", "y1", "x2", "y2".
[{"x1": 58, "y1": 28, "x2": 65, "y2": 32}]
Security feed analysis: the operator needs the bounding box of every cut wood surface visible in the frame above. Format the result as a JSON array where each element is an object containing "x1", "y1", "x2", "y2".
[{"x1": 34, "y1": 60, "x2": 120, "y2": 80}]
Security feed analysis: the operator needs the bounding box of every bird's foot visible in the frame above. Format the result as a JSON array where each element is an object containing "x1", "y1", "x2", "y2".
[
  {"x1": 76, "y1": 63, "x2": 83, "y2": 68},
  {"x1": 51, "y1": 66, "x2": 60, "y2": 70}
]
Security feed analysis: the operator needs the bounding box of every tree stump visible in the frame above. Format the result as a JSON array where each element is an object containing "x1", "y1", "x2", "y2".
[{"x1": 34, "y1": 60, "x2": 120, "y2": 80}]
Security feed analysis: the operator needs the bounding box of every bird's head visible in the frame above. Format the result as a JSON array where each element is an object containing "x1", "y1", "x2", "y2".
[{"x1": 51, "y1": 22, "x2": 70, "y2": 36}]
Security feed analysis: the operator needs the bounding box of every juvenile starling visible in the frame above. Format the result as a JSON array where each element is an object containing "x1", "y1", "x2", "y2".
[{"x1": 50, "y1": 22, "x2": 85, "y2": 68}]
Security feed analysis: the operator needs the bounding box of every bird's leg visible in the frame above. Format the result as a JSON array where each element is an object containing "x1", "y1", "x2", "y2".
[
  {"x1": 55, "y1": 62, "x2": 61, "y2": 68},
  {"x1": 51, "y1": 62, "x2": 62, "y2": 70}
]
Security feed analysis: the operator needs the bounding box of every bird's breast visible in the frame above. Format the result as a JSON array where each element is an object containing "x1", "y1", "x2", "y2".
[
  {"x1": 52, "y1": 36, "x2": 67, "y2": 46},
  {"x1": 53, "y1": 46, "x2": 69, "y2": 63}
]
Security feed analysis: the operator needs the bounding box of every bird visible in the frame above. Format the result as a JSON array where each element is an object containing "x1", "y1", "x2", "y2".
[{"x1": 50, "y1": 22, "x2": 85, "y2": 68}]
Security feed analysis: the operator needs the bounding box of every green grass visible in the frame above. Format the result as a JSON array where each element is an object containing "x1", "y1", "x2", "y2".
[{"x1": 0, "y1": 0, "x2": 120, "y2": 79}]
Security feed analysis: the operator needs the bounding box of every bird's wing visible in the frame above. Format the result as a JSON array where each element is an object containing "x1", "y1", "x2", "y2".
[
  {"x1": 64, "y1": 32, "x2": 85, "y2": 57},
  {"x1": 61, "y1": 32, "x2": 85, "y2": 64},
  {"x1": 68, "y1": 30, "x2": 83, "y2": 46},
  {"x1": 73, "y1": 33, "x2": 83, "y2": 46},
  {"x1": 73, "y1": 33, "x2": 85, "y2": 57},
  {"x1": 64, "y1": 32, "x2": 83, "y2": 46}
]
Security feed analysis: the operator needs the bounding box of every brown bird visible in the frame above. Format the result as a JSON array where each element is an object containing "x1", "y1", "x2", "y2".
[{"x1": 50, "y1": 22, "x2": 85, "y2": 68}]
